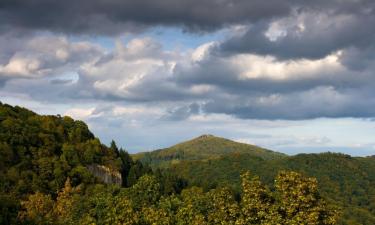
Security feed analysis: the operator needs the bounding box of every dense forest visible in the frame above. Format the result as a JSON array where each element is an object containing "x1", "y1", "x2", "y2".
[{"x1": 0, "y1": 102, "x2": 369, "y2": 224}]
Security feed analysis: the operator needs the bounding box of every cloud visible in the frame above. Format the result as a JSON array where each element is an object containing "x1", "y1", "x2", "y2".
[
  {"x1": 0, "y1": 34, "x2": 103, "y2": 82},
  {"x1": 75, "y1": 37, "x2": 192, "y2": 102},
  {"x1": 64, "y1": 107, "x2": 96, "y2": 120},
  {"x1": 339, "y1": 46, "x2": 375, "y2": 71},
  {"x1": 162, "y1": 103, "x2": 200, "y2": 121}
]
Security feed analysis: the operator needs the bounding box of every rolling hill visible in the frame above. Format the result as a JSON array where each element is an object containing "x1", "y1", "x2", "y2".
[{"x1": 133, "y1": 134, "x2": 286, "y2": 168}]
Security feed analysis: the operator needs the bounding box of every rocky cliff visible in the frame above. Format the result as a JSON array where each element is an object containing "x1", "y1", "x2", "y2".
[{"x1": 87, "y1": 164, "x2": 122, "y2": 185}]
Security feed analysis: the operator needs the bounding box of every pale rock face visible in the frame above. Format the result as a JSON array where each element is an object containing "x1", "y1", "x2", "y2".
[{"x1": 87, "y1": 164, "x2": 122, "y2": 185}]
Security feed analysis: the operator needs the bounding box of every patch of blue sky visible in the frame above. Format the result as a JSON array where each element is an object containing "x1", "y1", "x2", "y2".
[
  {"x1": 134, "y1": 26, "x2": 226, "y2": 50},
  {"x1": 68, "y1": 35, "x2": 115, "y2": 50},
  {"x1": 47, "y1": 72, "x2": 80, "y2": 83}
]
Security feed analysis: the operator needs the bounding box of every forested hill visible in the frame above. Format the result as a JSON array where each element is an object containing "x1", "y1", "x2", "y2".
[
  {"x1": 135, "y1": 137, "x2": 375, "y2": 224},
  {"x1": 0, "y1": 102, "x2": 186, "y2": 224},
  {"x1": 133, "y1": 134, "x2": 286, "y2": 168}
]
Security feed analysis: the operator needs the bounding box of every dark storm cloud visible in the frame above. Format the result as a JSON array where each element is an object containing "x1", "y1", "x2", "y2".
[
  {"x1": 0, "y1": 0, "x2": 292, "y2": 34},
  {"x1": 2, "y1": 0, "x2": 374, "y2": 35}
]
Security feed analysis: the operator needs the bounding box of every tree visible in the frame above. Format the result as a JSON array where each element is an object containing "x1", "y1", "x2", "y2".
[
  {"x1": 176, "y1": 187, "x2": 209, "y2": 225},
  {"x1": 129, "y1": 174, "x2": 161, "y2": 209},
  {"x1": 103, "y1": 195, "x2": 139, "y2": 225},
  {"x1": 275, "y1": 171, "x2": 339, "y2": 225},
  {"x1": 127, "y1": 160, "x2": 152, "y2": 187},
  {"x1": 53, "y1": 178, "x2": 80, "y2": 223},
  {"x1": 207, "y1": 187, "x2": 240, "y2": 225},
  {"x1": 119, "y1": 149, "x2": 133, "y2": 187},
  {"x1": 110, "y1": 140, "x2": 120, "y2": 157},
  {"x1": 19, "y1": 192, "x2": 54, "y2": 224},
  {"x1": 238, "y1": 171, "x2": 280, "y2": 225}
]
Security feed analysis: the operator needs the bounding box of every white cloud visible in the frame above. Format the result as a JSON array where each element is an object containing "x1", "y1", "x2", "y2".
[
  {"x1": 112, "y1": 105, "x2": 163, "y2": 116},
  {"x1": 0, "y1": 56, "x2": 42, "y2": 77},
  {"x1": 191, "y1": 42, "x2": 216, "y2": 62},
  {"x1": 0, "y1": 34, "x2": 103, "y2": 79},
  {"x1": 64, "y1": 107, "x2": 96, "y2": 120},
  {"x1": 232, "y1": 52, "x2": 343, "y2": 80}
]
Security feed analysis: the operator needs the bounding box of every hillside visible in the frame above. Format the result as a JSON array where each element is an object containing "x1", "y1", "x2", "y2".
[
  {"x1": 0, "y1": 102, "x2": 174, "y2": 224},
  {"x1": 135, "y1": 139, "x2": 375, "y2": 224},
  {"x1": 133, "y1": 134, "x2": 286, "y2": 168}
]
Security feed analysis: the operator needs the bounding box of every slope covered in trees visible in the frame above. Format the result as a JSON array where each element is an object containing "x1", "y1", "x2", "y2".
[
  {"x1": 136, "y1": 138, "x2": 375, "y2": 224},
  {"x1": 0, "y1": 102, "x2": 185, "y2": 224},
  {"x1": 133, "y1": 134, "x2": 286, "y2": 168}
]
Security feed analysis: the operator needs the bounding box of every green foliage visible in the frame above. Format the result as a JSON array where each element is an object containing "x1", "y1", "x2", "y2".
[
  {"x1": 0, "y1": 102, "x2": 147, "y2": 224},
  {"x1": 119, "y1": 148, "x2": 134, "y2": 187},
  {"x1": 16, "y1": 171, "x2": 338, "y2": 225},
  {"x1": 126, "y1": 160, "x2": 152, "y2": 187},
  {"x1": 239, "y1": 171, "x2": 277, "y2": 224},
  {"x1": 275, "y1": 171, "x2": 339, "y2": 225},
  {"x1": 206, "y1": 187, "x2": 240, "y2": 224},
  {"x1": 128, "y1": 174, "x2": 161, "y2": 208}
]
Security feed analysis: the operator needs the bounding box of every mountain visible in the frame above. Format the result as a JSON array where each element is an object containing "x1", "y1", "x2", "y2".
[
  {"x1": 133, "y1": 134, "x2": 286, "y2": 168},
  {"x1": 135, "y1": 137, "x2": 375, "y2": 225}
]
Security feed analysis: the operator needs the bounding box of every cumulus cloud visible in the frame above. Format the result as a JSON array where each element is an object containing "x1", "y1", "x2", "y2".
[
  {"x1": 0, "y1": 34, "x2": 103, "y2": 82},
  {"x1": 75, "y1": 37, "x2": 192, "y2": 101}
]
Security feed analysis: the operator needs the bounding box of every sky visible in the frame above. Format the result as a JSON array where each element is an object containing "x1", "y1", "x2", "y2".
[{"x1": 1, "y1": 0, "x2": 375, "y2": 156}]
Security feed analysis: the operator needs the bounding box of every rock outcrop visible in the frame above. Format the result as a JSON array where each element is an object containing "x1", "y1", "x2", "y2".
[{"x1": 87, "y1": 164, "x2": 122, "y2": 185}]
